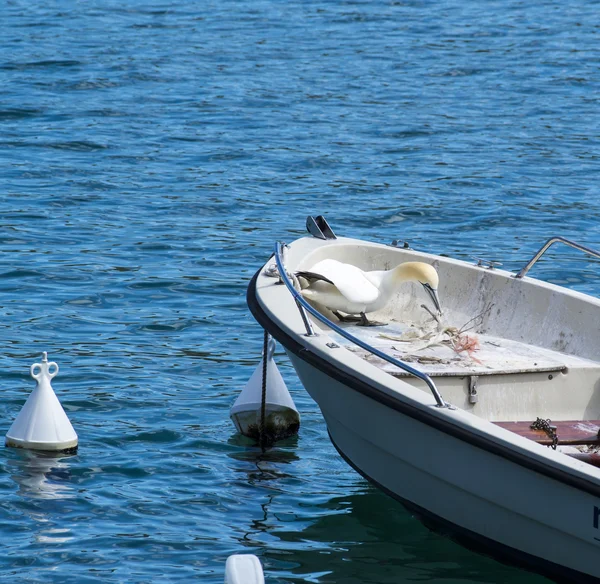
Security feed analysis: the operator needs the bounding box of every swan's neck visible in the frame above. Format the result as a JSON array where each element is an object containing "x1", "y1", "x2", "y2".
[
  {"x1": 385, "y1": 263, "x2": 419, "y2": 285},
  {"x1": 379, "y1": 262, "x2": 432, "y2": 292}
]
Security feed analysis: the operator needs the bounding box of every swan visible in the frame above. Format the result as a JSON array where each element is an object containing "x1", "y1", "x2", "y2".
[{"x1": 296, "y1": 259, "x2": 441, "y2": 326}]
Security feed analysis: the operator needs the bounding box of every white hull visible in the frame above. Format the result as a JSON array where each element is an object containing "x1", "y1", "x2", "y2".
[
  {"x1": 248, "y1": 228, "x2": 600, "y2": 582},
  {"x1": 290, "y1": 354, "x2": 599, "y2": 582}
]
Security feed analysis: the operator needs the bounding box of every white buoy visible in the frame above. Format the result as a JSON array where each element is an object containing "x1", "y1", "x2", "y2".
[
  {"x1": 230, "y1": 335, "x2": 300, "y2": 445},
  {"x1": 6, "y1": 353, "x2": 78, "y2": 452},
  {"x1": 224, "y1": 554, "x2": 264, "y2": 584}
]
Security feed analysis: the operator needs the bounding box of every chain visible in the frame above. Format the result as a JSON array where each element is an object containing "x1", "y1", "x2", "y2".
[
  {"x1": 531, "y1": 417, "x2": 558, "y2": 450},
  {"x1": 259, "y1": 329, "x2": 268, "y2": 452}
]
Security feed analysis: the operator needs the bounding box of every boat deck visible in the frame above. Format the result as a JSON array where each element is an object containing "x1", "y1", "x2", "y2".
[{"x1": 327, "y1": 319, "x2": 599, "y2": 378}]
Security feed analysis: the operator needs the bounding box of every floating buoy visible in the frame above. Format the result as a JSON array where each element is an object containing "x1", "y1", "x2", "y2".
[
  {"x1": 230, "y1": 333, "x2": 300, "y2": 447},
  {"x1": 6, "y1": 353, "x2": 78, "y2": 453},
  {"x1": 224, "y1": 554, "x2": 264, "y2": 584}
]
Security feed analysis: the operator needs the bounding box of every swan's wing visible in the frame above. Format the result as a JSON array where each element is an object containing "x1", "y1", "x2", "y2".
[
  {"x1": 295, "y1": 270, "x2": 334, "y2": 285},
  {"x1": 308, "y1": 259, "x2": 379, "y2": 304},
  {"x1": 363, "y1": 269, "x2": 386, "y2": 288}
]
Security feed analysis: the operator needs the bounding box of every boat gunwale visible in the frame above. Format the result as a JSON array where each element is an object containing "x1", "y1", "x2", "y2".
[{"x1": 247, "y1": 265, "x2": 600, "y2": 499}]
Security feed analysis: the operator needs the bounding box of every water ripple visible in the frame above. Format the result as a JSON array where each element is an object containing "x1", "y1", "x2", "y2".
[{"x1": 0, "y1": 0, "x2": 597, "y2": 582}]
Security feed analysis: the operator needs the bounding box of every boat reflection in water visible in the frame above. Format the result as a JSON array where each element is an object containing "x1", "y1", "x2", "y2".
[
  {"x1": 262, "y1": 487, "x2": 549, "y2": 584},
  {"x1": 228, "y1": 434, "x2": 544, "y2": 583}
]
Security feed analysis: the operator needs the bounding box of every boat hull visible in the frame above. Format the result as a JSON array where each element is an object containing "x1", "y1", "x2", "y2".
[{"x1": 288, "y1": 352, "x2": 600, "y2": 583}]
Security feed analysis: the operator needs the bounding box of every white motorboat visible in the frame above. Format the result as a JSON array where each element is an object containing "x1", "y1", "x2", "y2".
[{"x1": 247, "y1": 216, "x2": 600, "y2": 583}]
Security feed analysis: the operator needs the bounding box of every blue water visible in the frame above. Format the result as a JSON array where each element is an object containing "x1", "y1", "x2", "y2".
[{"x1": 1, "y1": 0, "x2": 599, "y2": 582}]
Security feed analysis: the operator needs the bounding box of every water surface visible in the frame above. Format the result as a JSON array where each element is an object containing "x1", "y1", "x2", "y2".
[{"x1": 1, "y1": 0, "x2": 599, "y2": 581}]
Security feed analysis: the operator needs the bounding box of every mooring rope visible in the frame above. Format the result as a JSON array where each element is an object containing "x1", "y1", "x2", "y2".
[{"x1": 259, "y1": 329, "x2": 269, "y2": 451}]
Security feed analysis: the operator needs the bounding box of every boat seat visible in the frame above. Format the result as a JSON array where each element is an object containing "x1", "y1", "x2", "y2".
[
  {"x1": 496, "y1": 420, "x2": 600, "y2": 468},
  {"x1": 329, "y1": 324, "x2": 600, "y2": 378},
  {"x1": 494, "y1": 420, "x2": 600, "y2": 446},
  {"x1": 337, "y1": 331, "x2": 571, "y2": 378}
]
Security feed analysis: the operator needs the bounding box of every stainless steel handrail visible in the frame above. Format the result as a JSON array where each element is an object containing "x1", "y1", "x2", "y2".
[
  {"x1": 515, "y1": 237, "x2": 600, "y2": 279},
  {"x1": 273, "y1": 242, "x2": 449, "y2": 408}
]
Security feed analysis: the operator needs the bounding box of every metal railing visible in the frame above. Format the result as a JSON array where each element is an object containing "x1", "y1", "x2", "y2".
[
  {"x1": 515, "y1": 237, "x2": 600, "y2": 279},
  {"x1": 273, "y1": 242, "x2": 449, "y2": 408}
]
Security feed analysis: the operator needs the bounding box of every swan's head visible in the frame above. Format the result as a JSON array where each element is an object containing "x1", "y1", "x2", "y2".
[{"x1": 395, "y1": 262, "x2": 442, "y2": 315}]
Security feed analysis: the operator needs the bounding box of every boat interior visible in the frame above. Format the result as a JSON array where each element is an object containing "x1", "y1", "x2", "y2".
[{"x1": 296, "y1": 240, "x2": 600, "y2": 465}]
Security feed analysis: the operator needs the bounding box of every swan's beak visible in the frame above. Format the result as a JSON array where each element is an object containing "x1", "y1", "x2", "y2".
[{"x1": 422, "y1": 283, "x2": 442, "y2": 316}]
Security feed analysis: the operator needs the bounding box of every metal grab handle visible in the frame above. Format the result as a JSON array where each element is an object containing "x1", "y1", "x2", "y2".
[
  {"x1": 273, "y1": 242, "x2": 450, "y2": 408},
  {"x1": 515, "y1": 237, "x2": 600, "y2": 279}
]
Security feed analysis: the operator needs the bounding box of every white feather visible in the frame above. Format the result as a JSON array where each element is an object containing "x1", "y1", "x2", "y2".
[
  {"x1": 307, "y1": 259, "x2": 379, "y2": 304},
  {"x1": 300, "y1": 258, "x2": 440, "y2": 318}
]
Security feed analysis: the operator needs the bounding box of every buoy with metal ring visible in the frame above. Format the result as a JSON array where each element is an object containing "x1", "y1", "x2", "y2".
[{"x1": 6, "y1": 352, "x2": 78, "y2": 453}]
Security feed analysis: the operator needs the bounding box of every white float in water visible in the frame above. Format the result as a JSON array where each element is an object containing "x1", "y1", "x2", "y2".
[
  {"x1": 224, "y1": 554, "x2": 264, "y2": 584},
  {"x1": 230, "y1": 335, "x2": 300, "y2": 445},
  {"x1": 6, "y1": 352, "x2": 78, "y2": 452}
]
